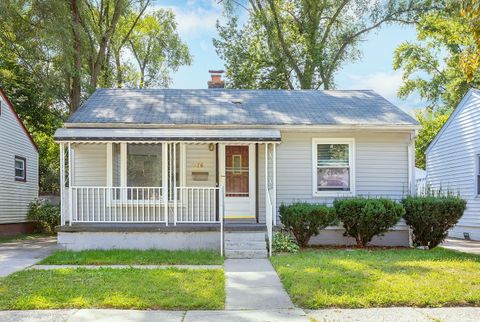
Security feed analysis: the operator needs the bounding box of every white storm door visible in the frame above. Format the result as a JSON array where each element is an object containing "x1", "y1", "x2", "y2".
[{"x1": 219, "y1": 144, "x2": 256, "y2": 219}]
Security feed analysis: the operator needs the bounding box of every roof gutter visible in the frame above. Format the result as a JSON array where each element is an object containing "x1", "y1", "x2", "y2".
[{"x1": 63, "y1": 122, "x2": 421, "y2": 131}]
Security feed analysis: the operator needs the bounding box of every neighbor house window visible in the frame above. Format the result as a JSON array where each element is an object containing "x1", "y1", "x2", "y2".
[
  {"x1": 14, "y1": 156, "x2": 26, "y2": 182},
  {"x1": 313, "y1": 139, "x2": 354, "y2": 196}
]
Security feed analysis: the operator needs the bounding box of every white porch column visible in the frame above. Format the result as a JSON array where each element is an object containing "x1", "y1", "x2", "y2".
[
  {"x1": 68, "y1": 143, "x2": 73, "y2": 225},
  {"x1": 273, "y1": 143, "x2": 277, "y2": 226},
  {"x1": 173, "y1": 143, "x2": 177, "y2": 225},
  {"x1": 59, "y1": 143, "x2": 65, "y2": 225},
  {"x1": 162, "y1": 143, "x2": 169, "y2": 225}
]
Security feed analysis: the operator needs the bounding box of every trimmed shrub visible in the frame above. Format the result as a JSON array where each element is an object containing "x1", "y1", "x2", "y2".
[
  {"x1": 402, "y1": 195, "x2": 466, "y2": 249},
  {"x1": 279, "y1": 202, "x2": 336, "y2": 248},
  {"x1": 334, "y1": 198, "x2": 404, "y2": 247},
  {"x1": 27, "y1": 199, "x2": 60, "y2": 233},
  {"x1": 272, "y1": 232, "x2": 300, "y2": 253}
]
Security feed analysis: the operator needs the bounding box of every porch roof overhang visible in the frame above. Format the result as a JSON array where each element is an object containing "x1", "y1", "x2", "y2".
[{"x1": 54, "y1": 128, "x2": 281, "y2": 142}]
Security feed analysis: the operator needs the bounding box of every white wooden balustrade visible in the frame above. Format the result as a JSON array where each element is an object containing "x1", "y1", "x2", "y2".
[{"x1": 65, "y1": 186, "x2": 224, "y2": 225}]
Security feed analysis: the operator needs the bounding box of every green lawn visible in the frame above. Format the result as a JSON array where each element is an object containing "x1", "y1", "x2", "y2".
[
  {"x1": 0, "y1": 268, "x2": 224, "y2": 310},
  {"x1": 40, "y1": 249, "x2": 224, "y2": 265},
  {"x1": 271, "y1": 248, "x2": 480, "y2": 309}
]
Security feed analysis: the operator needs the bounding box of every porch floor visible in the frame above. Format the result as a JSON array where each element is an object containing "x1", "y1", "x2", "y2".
[{"x1": 56, "y1": 223, "x2": 267, "y2": 233}]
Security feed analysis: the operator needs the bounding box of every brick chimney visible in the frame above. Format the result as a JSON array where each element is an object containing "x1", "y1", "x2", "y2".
[{"x1": 208, "y1": 70, "x2": 225, "y2": 89}]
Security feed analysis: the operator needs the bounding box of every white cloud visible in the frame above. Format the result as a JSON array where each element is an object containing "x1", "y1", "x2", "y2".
[
  {"x1": 346, "y1": 71, "x2": 425, "y2": 111},
  {"x1": 155, "y1": 1, "x2": 223, "y2": 39},
  {"x1": 347, "y1": 71, "x2": 403, "y2": 100}
]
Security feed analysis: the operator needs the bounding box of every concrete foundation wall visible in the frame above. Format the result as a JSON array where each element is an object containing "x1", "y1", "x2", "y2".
[
  {"x1": 57, "y1": 231, "x2": 221, "y2": 251},
  {"x1": 309, "y1": 227, "x2": 411, "y2": 247}
]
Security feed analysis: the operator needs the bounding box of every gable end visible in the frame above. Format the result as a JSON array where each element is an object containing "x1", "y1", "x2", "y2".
[{"x1": 0, "y1": 88, "x2": 38, "y2": 152}]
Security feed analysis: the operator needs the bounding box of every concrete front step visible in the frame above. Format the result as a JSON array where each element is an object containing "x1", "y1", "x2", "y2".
[
  {"x1": 224, "y1": 232, "x2": 266, "y2": 240},
  {"x1": 224, "y1": 230, "x2": 268, "y2": 259},
  {"x1": 224, "y1": 241, "x2": 267, "y2": 249},
  {"x1": 225, "y1": 249, "x2": 268, "y2": 259}
]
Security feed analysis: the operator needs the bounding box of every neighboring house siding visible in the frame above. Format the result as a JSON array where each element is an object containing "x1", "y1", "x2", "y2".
[
  {"x1": 275, "y1": 130, "x2": 411, "y2": 222},
  {"x1": 0, "y1": 95, "x2": 38, "y2": 224},
  {"x1": 426, "y1": 90, "x2": 480, "y2": 239},
  {"x1": 73, "y1": 144, "x2": 107, "y2": 186}
]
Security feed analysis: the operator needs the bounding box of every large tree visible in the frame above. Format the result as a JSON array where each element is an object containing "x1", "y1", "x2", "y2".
[
  {"x1": 215, "y1": 0, "x2": 440, "y2": 89},
  {"x1": 0, "y1": 0, "x2": 190, "y2": 193},
  {"x1": 128, "y1": 9, "x2": 192, "y2": 88},
  {"x1": 393, "y1": 1, "x2": 480, "y2": 112}
]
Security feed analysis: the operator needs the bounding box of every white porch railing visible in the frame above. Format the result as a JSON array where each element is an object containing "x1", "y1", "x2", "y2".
[
  {"x1": 66, "y1": 186, "x2": 226, "y2": 225},
  {"x1": 175, "y1": 187, "x2": 222, "y2": 223},
  {"x1": 68, "y1": 187, "x2": 168, "y2": 223}
]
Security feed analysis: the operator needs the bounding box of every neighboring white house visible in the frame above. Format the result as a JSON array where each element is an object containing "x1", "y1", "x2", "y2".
[
  {"x1": 0, "y1": 88, "x2": 39, "y2": 235},
  {"x1": 54, "y1": 87, "x2": 419, "y2": 256},
  {"x1": 426, "y1": 88, "x2": 480, "y2": 240}
]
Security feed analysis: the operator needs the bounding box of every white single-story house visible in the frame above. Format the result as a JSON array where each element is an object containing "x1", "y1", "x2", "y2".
[
  {"x1": 0, "y1": 88, "x2": 39, "y2": 235},
  {"x1": 54, "y1": 88, "x2": 419, "y2": 256},
  {"x1": 425, "y1": 88, "x2": 480, "y2": 240}
]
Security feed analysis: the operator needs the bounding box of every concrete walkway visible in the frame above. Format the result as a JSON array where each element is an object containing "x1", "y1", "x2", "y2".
[
  {"x1": 442, "y1": 238, "x2": 480, "y2": 255},
  {"x1": 0, "y1": 236, "x2": 57, "y2": 277},
  {"x1": 2, "y1": 307, "x2": 480, "y2": 322},
  {"x1": 224, "y1": 259, "x2": 295, "y2": 310}
]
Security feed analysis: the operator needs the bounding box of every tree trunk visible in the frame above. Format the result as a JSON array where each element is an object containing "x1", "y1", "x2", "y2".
[
  {"x1": 89, "y1": 0, "x2": 125, "y2": 90},
  {"x1": 115, "y1": 50, "x2": 123, "y2": 88},
  {"x1": 69, "y1": 0, "x2": 82, "y2": 114}
]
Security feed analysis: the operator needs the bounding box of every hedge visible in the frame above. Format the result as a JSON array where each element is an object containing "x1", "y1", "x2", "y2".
[
  {"x1": 333, "y1": 197, "x2": 404, "y2": 247},
  {"x1": 402, "y1": 195, "x2": 466, "y2": 249},
  {"x1": 279, "y1": 202, "x2": 337, "y2": 248}
]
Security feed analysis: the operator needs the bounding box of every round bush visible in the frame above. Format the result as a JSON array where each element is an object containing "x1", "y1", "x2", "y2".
[
  {"x1": 333, "y1": 198, "x2": 404, "y2": 247},
  {"x1": 279, "y1": 202, "x2": 337, "y2": 248},
  {"x1": 402, "y1": 196, "x2": 466, "y2": 249}
]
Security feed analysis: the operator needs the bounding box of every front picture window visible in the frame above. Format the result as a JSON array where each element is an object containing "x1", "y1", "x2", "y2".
[{"x1": 127, "y1": 144, "x2": 162, "y2": 187}]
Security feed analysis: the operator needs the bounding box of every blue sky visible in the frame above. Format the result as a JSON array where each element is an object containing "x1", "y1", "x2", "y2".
[{"x1": 156, "y1": 0, "x2": 423, "y2": 112}]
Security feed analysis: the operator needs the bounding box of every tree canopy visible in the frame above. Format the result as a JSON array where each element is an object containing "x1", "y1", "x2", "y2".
[
  {"x1": 393, "y1": 1, "x2": 480, "y2": 112},
  {"x1": 0, "y1": 0, "x2": 191, "y2": 193},
  {"x1": 215, "y1": 0, "x2": 440, "y2": 89}
]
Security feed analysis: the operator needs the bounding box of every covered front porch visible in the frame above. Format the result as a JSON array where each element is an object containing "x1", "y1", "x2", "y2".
[{"x1": 55, "y1": 128, "x2": 279, "y2": 254}]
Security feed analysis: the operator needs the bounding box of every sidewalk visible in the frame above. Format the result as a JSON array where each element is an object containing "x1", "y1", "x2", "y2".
[{"x1": 2, "y1": 307, "x2": 480, "y2": 322}]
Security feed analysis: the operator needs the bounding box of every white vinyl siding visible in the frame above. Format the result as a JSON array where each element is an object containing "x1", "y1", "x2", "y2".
[
  {"x1": 275, "y1": 130, "x2": 410, "y2": 222},
  {"x1": 0, "y1": 95, "x2": 38, "y2": 224},
  {"x1": 72, "y1": 144, "x2": 107, "y2": 186},
  {"x1": 427, "y1": 90, "x2": 480, "y2": 238}
]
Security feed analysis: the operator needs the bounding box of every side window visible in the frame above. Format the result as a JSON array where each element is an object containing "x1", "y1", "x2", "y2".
[{"x1": 14, "y1": 156, "x2": 26, "y2": 182}]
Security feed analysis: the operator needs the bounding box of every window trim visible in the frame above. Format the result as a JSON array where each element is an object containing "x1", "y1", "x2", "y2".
[
  {"x1": 312, "y1": 138, "x2": 355, "y2": 197},
  {"x1": 14, "y1": 155, "x2": 27, "y2": 182}
]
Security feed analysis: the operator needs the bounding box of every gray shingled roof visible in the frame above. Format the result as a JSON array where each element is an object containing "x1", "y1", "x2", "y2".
[{"x1": 68, "y1": 89, "x2": 418, "y2": 126}]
